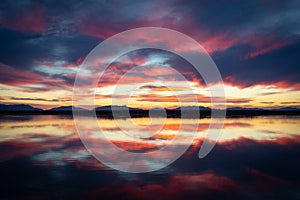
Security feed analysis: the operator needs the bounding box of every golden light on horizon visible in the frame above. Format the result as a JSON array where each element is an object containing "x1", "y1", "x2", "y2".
[{"x1": 1, "y1": 81, "x2": 299, "y2": 109}]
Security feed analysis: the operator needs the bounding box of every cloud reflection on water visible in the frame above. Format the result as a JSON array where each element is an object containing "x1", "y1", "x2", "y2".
[{"x1": 0, "y1": 115, "x2": 299, "y2": 199}]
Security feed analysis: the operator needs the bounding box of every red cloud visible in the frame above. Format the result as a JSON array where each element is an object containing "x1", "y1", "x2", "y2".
[
  {"x1": 0, "y1": 64, "x2": 47, "y2": 86},
  {"x1": 78, "y1": 13, "x2": 295, "y2": 61},
  {"x1": 244, "y1": 37, "x2": 295, "y2": 59},
  {"x1": 78, "y1": 17, "x2": 124, "y2": 40},
  {"x1": 224, "y1": 76, "x2": 300, "y2": 90},
  {"x1": 0, "y1": 64, "x2": 73, "y2": 91},
  {"x1": 0, "y1": 7, "x2": 47, "y2": 33}
]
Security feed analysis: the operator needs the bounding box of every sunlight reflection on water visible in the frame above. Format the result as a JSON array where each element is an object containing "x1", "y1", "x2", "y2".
[{"x1": 0, "y1": 115, "x2": 299, "y2": 199}]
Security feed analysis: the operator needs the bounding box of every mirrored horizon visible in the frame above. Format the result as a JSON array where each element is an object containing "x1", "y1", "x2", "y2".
[{"x1": 0, "y1": 115, "x2": 299, "y2": 199}]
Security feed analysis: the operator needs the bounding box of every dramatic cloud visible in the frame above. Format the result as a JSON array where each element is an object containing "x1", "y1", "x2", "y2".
[{"x1": 0, "y1": 0, "x2": 299, "y2": 108}]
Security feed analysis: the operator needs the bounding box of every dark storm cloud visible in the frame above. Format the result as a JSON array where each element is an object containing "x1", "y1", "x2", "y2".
[
  {"x1": 0, "y1": 27, "x2": 100, "y2": 70},
  {"x1": 213, "y1": 40, "x2": 300, "y2": 87},
  {"x1": 173, "y1": 0, "x2": 300, "y2": 87},
  {"x1": 0, "y1": 0, "x2": 299, "y2": 89},
  {"x1": 179, "y1": 0, "x2": 300, "y2": 38},
  {"x1": 0, "y1": 0, "x2": 164, "y2": 70},
  {"x1": 0, "y1": 27, "x2": 43, "y2": 69}
]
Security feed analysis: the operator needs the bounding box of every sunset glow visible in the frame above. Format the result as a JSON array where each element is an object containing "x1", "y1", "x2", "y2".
[
  {"x1": 0, "y1": 1, "x2": 299, "y2": 110},
  {"x1": 1, "y1": 1, "x2": 300, "y2": 199}
]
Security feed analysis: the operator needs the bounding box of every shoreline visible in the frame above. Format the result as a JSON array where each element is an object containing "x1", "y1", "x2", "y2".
[{"x1": 0, "y1": 109, "x2": 299, "y2": 118}]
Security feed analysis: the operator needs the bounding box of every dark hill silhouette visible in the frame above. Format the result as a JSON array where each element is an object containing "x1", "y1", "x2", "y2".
[
  {"x1": 49, "y1": 106, "x2": 86, "y2": 112},
  {"x1": 0, "y1": 104, "x2": 42, "y2": 111},
  {"x1": 173, "y1": 106, "x2": 211, "y2": 111},
  {"x1": 0, "y1": 104, "x2": 299, "y2": 117},
  {"x1": 227, "y1": 107, "x2": 264, "y2": 111},
  {"x1": 278, "y1": 106, "x2": 300, "y2": 111},
  {"x1": 94, "y1": 106, "x2": 144, "y2": 111}
]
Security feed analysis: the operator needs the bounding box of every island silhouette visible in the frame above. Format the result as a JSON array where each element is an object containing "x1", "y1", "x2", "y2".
[{"x1": 0, "y1": 104, "x2": 299, "y2": 118}]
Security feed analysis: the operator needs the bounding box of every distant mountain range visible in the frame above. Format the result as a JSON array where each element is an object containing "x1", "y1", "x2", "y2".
[
  {"x1": 226, "y1": 106, "x2": 300, "y2": 111},
  {"x1": 0, "y1": 104, "x2": 299, "y2": 117},
  {"x1": 0, "y1": 104, "x2": 299, "y2": 112},
  {"x1": 94, "y1": 105, "x2": 143, "y2": 111},
  {"x1": 227, "y1": 107, "x2": 264, "y2": 111},
  {"x1": 0, "y1": 104, "x2": 42, "y2": 111},
  {"x1": 173, "y1": 106, "x2": 211, "y2": 111},
  {"x1": 278, "y1": 106, "x2": 300, "y2": 111},
  {"x1": 49, "y1": 106, "x2": 86, "y2": 112}
]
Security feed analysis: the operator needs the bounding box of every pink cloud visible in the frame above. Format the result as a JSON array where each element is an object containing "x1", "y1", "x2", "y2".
[
  {"x1": 0, "y1": 64, "x2": 73, "y2": 91},
  {"x1": 224, "y1": 76, "x2": 300, "y2": 90},
  {"x1": 243, "y1": 36, "x2": 295, "y2": 59},
  {"x1": 0, "y1": 7, "x2": 47, "y2": 33}
]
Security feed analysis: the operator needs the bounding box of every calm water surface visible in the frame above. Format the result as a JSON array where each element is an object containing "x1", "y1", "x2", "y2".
[{"x1": 0, "y1": 115, "x2": 300, "y2": 199}]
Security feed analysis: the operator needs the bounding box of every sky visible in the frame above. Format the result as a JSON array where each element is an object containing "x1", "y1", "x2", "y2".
[{"x1": 0, "y1": 0, "x2": 300, "y2": 109}]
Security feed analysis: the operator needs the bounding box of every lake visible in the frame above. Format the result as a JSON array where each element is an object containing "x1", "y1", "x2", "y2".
[{"x1": 0, "y1": 115, "x2": 300, "y2": 199}]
